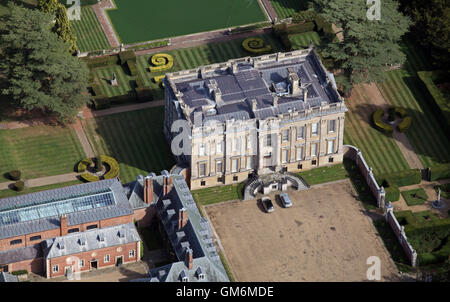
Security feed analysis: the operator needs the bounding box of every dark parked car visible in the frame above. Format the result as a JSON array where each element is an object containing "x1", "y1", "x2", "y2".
[{"x1": 261, "y1": 197, "x2": 274, "y2": 213}]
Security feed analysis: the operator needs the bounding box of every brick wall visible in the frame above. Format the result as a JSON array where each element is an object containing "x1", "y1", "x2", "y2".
[
  {"x1": 46, "y1": 241, "x2": 140, "y2": 278},
  {"x1": 133, "y1": 206, "x2": 156, "y2": 228}
]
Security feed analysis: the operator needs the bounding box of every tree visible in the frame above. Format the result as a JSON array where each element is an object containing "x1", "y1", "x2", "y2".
[
  {"x1": 0, "y1": 3, "x2": 89, "y2": 123},
  {"x1": 312, "y1": 0, "x2": 411, "y2": 85},
  {"x1": 399, "y1": 0, "x2": 450, "y2": 69},
  {"x1": 38, "y1": 0, "x2": 78, "y2": 53}
]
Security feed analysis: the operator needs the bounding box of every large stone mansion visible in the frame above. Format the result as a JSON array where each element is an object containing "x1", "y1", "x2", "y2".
[{"x1": 163, "y1": 48, "x2": 347, "y2": 190}]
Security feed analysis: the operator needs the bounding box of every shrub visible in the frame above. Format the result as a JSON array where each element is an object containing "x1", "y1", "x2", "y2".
[
  {"x1": 398, "y1": 116, "x2": 412, "y2": 132},
  {"x1": 394, "y1": 106, "x2": 407, "y2": 118},
  {"x1": 118, "y1": 50, "x2": 136, "y2": 64},
  {"x1": 430, "y1": 163, "x2": 450, "y2": 181},
  {"x1": 80, "y1": 173, "x2": 100, "y2": 182},
  {"x1": 82, "y1": 55, "x2": 119, "y2": 69},
  {"x1": 9, "y1": 170, "x2": 21, "y2": 181},
  {"x1": 77, "y1": 158, "x2": 93, "y2": 172},
  {"x1": 14, "y1": 181, "x2": 25, "y2": 192},
  {"x1": 149, "y1": 53, "x2": 174, "y2": 73},
  {"x1": 126, "y1": 60, "x2": 137, "y2": 76},
  {"x1": 292, "y1": 10, "x2": 317, "y2": 23},
  {"x1": 11, "y1": 270, "x2": 28, "y2": 276},
  {"x1": 372, "y1": 109, "x2": 393, "y2": 134},
  {"x1": 92, "y1": 98, "x2": 110, "y2": 110},
  {"x1": 153, "y1": 75, "x2": 165, "y2": 84},
  {"x1": 101, "y1": 155, "x2": 120, "y2": 179},
  {"x1": 242, "y1": 37, "x2": 272, "y2": 54},
  {"x1": 401, "y1": 188, "x2": 428, "y2": 206}
]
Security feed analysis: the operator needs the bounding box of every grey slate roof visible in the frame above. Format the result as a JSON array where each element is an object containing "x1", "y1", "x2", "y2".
[
  {"x1": 42, "y1": 222, "x2": 140, "y2": 259},
  {"x1": 0, "y1": 272, "x2": 19, "y2": 282},
  {"x1": 132, "y1": 173, "x2": 229, "y2": 282},
  {"x1": 0, "y1": 244, "x2": 43, "y2": 264},
  {"x1": 168, "y1": 49, "x2": 343, "y2": 124},
  {"x1": 0, "y1": 179, "x2": 133, "y2": 240}
]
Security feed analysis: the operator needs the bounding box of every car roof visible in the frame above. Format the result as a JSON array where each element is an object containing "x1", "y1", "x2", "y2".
[{"x1": 280, "y1": 193, "x2": 288, "y2": 197}]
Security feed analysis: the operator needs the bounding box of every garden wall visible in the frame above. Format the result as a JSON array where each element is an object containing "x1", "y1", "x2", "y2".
[
  {"x1": 343, "y1": 145, "x2": 385, "y2": 208},
  {"x1": 385, "y1": 207, "x2": 417, "y2": 267}
]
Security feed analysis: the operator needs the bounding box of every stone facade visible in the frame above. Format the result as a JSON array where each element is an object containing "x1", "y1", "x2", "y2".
[{"x1": 164, "y1": 49, "x2": 347, "y2": 189}]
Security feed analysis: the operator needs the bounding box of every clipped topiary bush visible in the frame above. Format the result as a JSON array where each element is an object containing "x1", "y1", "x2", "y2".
[
  {"x1": 372, "y1": 109, "x2": 393, "y2": 134},
  {"x1": 101, "y1": 155, "x2": 120, "y2": 179},
  {"x1": 430, "y1": 163, "x2": 450, "y2": 181},
  {"x1": 118, "y1": 50, "x2": 136, "y2": 64},
  {"x1": 14, "y1": 181, "x2": 25, "y2": 192},
  {"x1": 77, "y1": 158, "x2": 93, "y2": 172},
  {"x1": 149, "y1": 53, "x2": 174, "y2": 73},
  {"x1": 9, "y1": 170, "x2": 21, "y2": 181},
  {"x1": 398, "y1": 116, "x2": 412, "y2": 132},
  {"x1": 242, "y1": 37, "x2": 272, "y2": 54},
  {"x1": 80, "y1": 173, "x2": 100, "y2": 182}
]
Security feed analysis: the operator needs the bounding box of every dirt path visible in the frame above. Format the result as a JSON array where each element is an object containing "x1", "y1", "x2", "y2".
[
  {"x1": 260, "y1": 0, "x2": 277, "y2": 21},
  {"x1": 72, "y1": 119, "x2": 95, "y2": 158},
  {"x1": 92, "y1": 0, "x2": 120, "y2": 48}
]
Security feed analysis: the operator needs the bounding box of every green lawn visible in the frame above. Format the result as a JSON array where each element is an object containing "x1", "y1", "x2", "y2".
[
  {"x1": 0, "y1": 180, "x2": 82, "y2": 199},
  {"x1": 377, "y1": 41, "x2": 450, "y2": 168},
  {"x1": 71, "y1": 5, "x2": 111, "y2": 52},
  {"x1": 106, "y1": 0, "x2": 267, "y2": 43},
  {"x1": 297, "y1": 163, "x2": 348, "y2": 185},
  {"x1": 0, "y1": 126, "x2": 86, "y2": 182},
  {"x1": 191, "y1": 182, "x2": 245, "y2": 206},
  {"x1": 401, "y1": 188, "x2": 428, "y2": 206},
  {"x1": 270, "y1": 0, "x2": 308, "y2": 19},
  {"x1": 343, "y1": 91, "x2": 410, "y2": 176},
  {"x1": 82, "y1": 106, "x2": 175, "y2": 184},
  {"x1": 92, "y1": 64, "x2": 135, "y2": 97},
  {"x1": 289, "y1": 31, "x2": 321, "y2": 49}
]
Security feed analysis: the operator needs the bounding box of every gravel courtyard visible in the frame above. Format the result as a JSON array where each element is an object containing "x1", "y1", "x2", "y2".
[{"x1": 206, "y1": 180, "x2": 399, "y2": 282}]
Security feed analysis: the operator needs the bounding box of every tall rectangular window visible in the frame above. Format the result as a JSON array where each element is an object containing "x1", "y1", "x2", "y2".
[
  {"x1": 265, "y1": 134, "x2": 271, "y2": 147},
  {"x1": 327, "y1": 140, "x2": 335, "y2": 154},
  {"x1": 296, "y1": 146, "x2": 304, "y2": 160},
  {"x1": 247, "y1": 156, "x2": 253, "y2": 169},
  {"x1": 129, "y1": 250, "x2": 135, "y2": 258},
  {"x1": 199, "y1": 163, "x2": 206, "y2": 177},
  {"x1": 282, "y1": 149, "x2": 289, "y2": 163},
  {"x1": 329, "y1": 120, "x2": 336, "y2": 133},
  {"x1": 297, "y1": 126, "x2": 304, "y2": 140},
  {"x1": 233, "y1": 138, "x2": 240, "y2": 152},
  {"x1": 216, "y1": 161, "x2": 223, "y2": 173},
  {"x1": 282, "y1": 130, "x2": 289, "y2": 142},
  {"x1": 52, "y1": 265, "x2": 59, "y2": 273},
  {"x1": 231, "y1": 159, "x2": 239, "y2": 173},
  {"x1": 104, "y1": 254, "x2": 110, "y2": 263},
  {"x1": 311, "y1": 143, "x2": 318, "y2": 157},
  {"x1": 246, "y1": 135, "x2": 251, "y2": 150},
  {"x1": 199, "y1": 143, "x2": 206, "y2": 156},
  {"x1": 216, "y1": 141, "x2": 223, "y2": 154},
  {"x1": 311, "y1": 123, "x2": 319, "y2": 136}
]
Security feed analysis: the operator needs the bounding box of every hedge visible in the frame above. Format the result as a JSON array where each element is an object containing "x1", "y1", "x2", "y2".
[
  {"x1": 82, "y1": 55, "x2": 119, "y2": 69},
  {"x1": 135, "y1": 88, "x2": 153, "y2": 102},
  {"x1": 417, "y1": 70, "x2": 450, "y2": 133},
  {"x1": 292, "y1": 10, "x2": 317, "y2": 24},
  {"x1": 77, "y1": 158, "x2": 93, "y2": 172},
  {"x1": 91, "y1": 83, "x2": 103, "y2": 97},
  {"x1": 394, "y1": 106, "x2": 407, "y2": 118},
  {"x1": 92, "y1": 98, "x2": 111, "y2": 110},
  {"x1": 128, "y1": 40, "x2": 169, "y2": 51},
  {"x1": 9, "y1": 170, "x2": 21, "y2": 181},
  {"x1": 101, "y1": 155, "x2": 120, "y2": 179},
  {"x1": 153, "y1": 75, "x2": 165, "y2": 84},
  {"x1": 149, "y1": 53, "x2": 174, "y2": 73},
  {"x1": 377, "y1": 169, "x2": 421, "y2": 187},
  {"x1": 372, "y1": 109, "x2": 393, "y2": 134},
  {"x1": 14, "y1": 181, "x2": 25, "y2": 192},
  {"x1": 11, "y1": 270, "x2": 28, "y2": 276},
  {"x1": 242, "y1": 37, "x2": 272, "y2": 54},
  {"x1": 118, "y1": 50, "x2": 136, "y2": 64},
  {"x1": 286, "y1": 22, "x2": 316, "y2": 34},
  {"x1": 398, "y1": 116, "x2": 412, "y2": 132},
  {"x1": 126, "y1": 60, "x2": 137, "y2": 76},
  {"x1": 80, "y1": 173, "x2": 100, "y2": 182},
  {"x1": 384, "y1": 182, "x2": 400, "y2": 202},
  {"x1": 430, "y1": 163, "x2": 450, "y2": 181}
]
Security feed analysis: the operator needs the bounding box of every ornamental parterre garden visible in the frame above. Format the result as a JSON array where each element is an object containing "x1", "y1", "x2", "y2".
[{"x1": 0, "y1": 0, "x2": 449, "y2": 282}]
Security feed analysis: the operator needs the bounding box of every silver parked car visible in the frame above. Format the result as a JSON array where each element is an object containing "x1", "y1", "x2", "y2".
[{"x1": 279, "y1": 193, "x2": 292, "y2": 208}]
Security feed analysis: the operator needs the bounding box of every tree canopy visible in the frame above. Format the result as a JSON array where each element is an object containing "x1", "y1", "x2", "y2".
[
  {"x1": 0, "y1": 3, "x2": 89, "y2": 123},
  {"x1": 313, "y1": 0, "x2": 411, "y2": 84}
]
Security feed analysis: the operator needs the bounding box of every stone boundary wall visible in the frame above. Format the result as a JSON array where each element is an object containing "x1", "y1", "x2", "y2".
[
  {"x1": 343, "y1": 145, "x2": 385, "y2": 208},
  {"x1": 385, "y1": 208, "x2": 417, "y2": 267}
]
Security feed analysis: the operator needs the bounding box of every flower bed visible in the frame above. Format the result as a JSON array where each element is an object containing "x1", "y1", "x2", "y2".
[
  {"x1": 242, "y1": 37, "x2": 272, "y2": 54},
  {"x1": 149, "y1": 53, "x2": 174, "y2": 72}
]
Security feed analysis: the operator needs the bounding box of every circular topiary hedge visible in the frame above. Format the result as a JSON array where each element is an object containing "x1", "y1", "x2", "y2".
[
  {"x1": 149, "y1": 53, "x2": 174, "y2": 73},
  {"x1": 242, "y1": 37, "x2": 272, "y2": 54},
  {"x1": 78, "y1": 155, "x2": 119, "y2": 182},
  {"x1": 372, "y1": 106, "x2": 412, "y2": 134}
]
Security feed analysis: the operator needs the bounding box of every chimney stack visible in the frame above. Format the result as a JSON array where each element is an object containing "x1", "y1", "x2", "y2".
[
  {"x1": 288, "y1": 67, "x2": 300, "y2": 95},
  {"x1": 251, "y1": 99, "x2": 257, "y2": 111},
  {"x1": 60, "y1": 214, "x2": 68, "y2": 236},
  {"x1": 143, "y1": 176, "x2": 154, "y2": 204},
  {"x1": 178, "y1": 207, "x2": 189, "y2": 230},
  {"x1": 303, "y1": 87, "x2": 308, "y2": 101},
  {"x1": 163, "y1": 175, "x2": 174, "y2": 196},
  {"x1": 185, "y1": 247, "x2": 193, "y2": 270},
  {"x1": 273, "y1": 96, "x2": 278, "y2": 107}
]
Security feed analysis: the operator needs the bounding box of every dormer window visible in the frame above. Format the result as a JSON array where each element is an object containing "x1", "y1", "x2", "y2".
[
  {"x1": 98, "y1": 233, "x2": 105, "y2": 242},
  {"x1": 179, "y1": 270, "x2": 188, "y2": 282},
  {"x1": 196, "y1": 267, "x2": 205, "y2": 280},
  {"x1": 199, "y1": 273, "x2": 205, "y2": 280}
]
